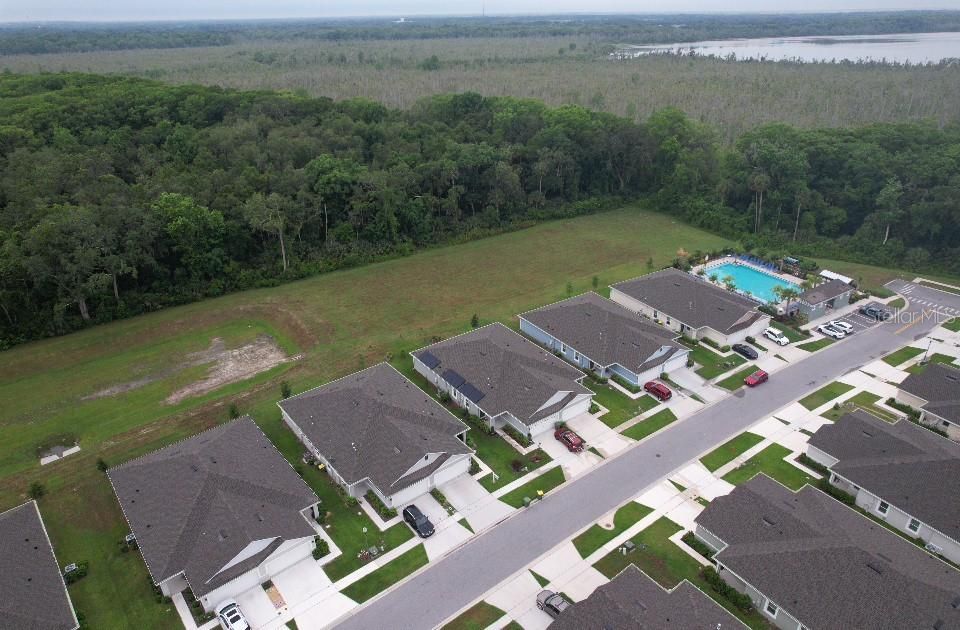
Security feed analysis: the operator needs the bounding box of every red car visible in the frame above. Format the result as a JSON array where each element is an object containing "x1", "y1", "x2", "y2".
[
  {"x1": 744, "y1": 369, "x2": 769, "y2": 387},
  {"x1": 643, "y1": 381, "x2": 672, "y2": 401},
  {"x1": 554, "y1": 427, "x2": 585, "y2": 453}
]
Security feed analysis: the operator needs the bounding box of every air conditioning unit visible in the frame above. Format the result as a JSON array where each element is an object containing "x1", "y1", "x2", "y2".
[{"x1": 925, "y1": 543, "x2": 943, "y2": 555}]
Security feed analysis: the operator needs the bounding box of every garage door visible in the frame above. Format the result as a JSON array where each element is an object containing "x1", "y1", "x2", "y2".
[
  {"x1": 389, "y1": 477, "x2": 433, "y2": 508},
  {"x1": 663, "y1": 352, "x2": 689, "y2": 374},
  {"x1": 559, "y1": 397, "x2": 592, "y2": 421}
]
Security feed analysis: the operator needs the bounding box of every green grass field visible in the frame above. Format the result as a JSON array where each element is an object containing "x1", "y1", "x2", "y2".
[
  {"x1": 442, "y1": 601, "x2": 508, "y2": 630},
  {"x1": 572, "y1": 501, "x2": 653, "y2": 558},
  {"x1": 716, "y1": 364, "x2": 758, "y2": 391},
  {"x1": 796, "y1": 337, "x2": 835, "y2": 352},
  {"x1": 882, "y1": 346, "x2": 924, "y2": 367},
  {"x1": 500, "y1": 466, "x2": 567, "y2": 508},
  {"x1": 688, "y1": 345, "x2": 746, "y2": 379},
  {"x1": 799, "y1": 381, "x2": 854, "y2": 410},
  {"x1": 906, "y1": 353, "x2": 959, "y2": 374},
  {"x1": 0, "y1": 204, "x2": 937, "y2": 629},
  {"x1": 622, "y1": 408, "x2": 678, "y2": 441},
  {"x1": 944, "y1": 318, "x2": 960, "y2": 332},
  {"x1": 590, "y1": 382, "x2": 658, "y2": 429},
  {"x1": 699, "y1": 432, "x2": 764, "y2": 472},
  {"x1": 340, "y1": 544, "x2": 429, "y2": 603},
  {"x1": 722, "y1": 444, "x2": 815, "y2": 490}
]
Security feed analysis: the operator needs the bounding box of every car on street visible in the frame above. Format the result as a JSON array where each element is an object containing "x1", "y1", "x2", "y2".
[
  {"x1": 744, "y1": 369, "x2": 769, "y2": 387},
  {"x1": 828, "y1": 320, "x2": 854, "y2": 334},
  {"x1": 817, "y1": 324, "x2": 846, "y2": 339},
  {"x1": 763, "y1": 327, "x2": 790, "y2": 346},
  {"x1": 859, "y1": 303, "x2": 892, "y2": 321},
  {"x1": 731, "y1": 343, "x2": 759, "y2": 360},
  {"x1": 554, "y1": 426, "x2": 585, "y2": 453},
  {"x1": 536, "y1": 590, "x2": 571, "y2": 619},
  {"x1": 643, "y1": 381, "x2": 672, "y2": 401},
  {"x1": 402, "y1": 505, "x2": 435, "y2": 538},
  {"x1": 216, "y1": 601, "x2": 250, "y2": 630}
]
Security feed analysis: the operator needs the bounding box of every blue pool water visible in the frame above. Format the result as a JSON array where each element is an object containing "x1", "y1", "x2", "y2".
[{"x1": 709, "y1": 263, "x2": 800, "y2": 304}]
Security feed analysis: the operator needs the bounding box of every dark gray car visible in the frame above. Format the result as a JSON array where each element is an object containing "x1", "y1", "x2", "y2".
[
  {"x1": 732, "y1": 343, "x2": 758, "y2": 360},
  {"x1": 536, "y1": 590, "x2": 571, "y2": 618},
  {"x1": 403, "y1": 504, "x2": 435, "y2": 538}
]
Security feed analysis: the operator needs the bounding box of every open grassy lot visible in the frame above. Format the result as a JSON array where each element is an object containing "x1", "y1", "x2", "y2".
[
  {"x1": 622, "y1": 408, "x2": 678, "y2": 441},
  {"x1": 593, "y1": 517, "x2": 767, "y2": 629},
  {"x1": 442, "y1": 601, "x2": 508, "y2": 630},
  {"x1": 722, "y1": 444, "x2": 815, "y2": 491},
  {"x1": 590, "y1": 382, "x2": 659, "y2": 429},
  {"x1": 699, "y1": 432, "x2": 764, "y2": 472},
  {"x1": 798, "y1": 381, "x2": 854, "y2": 410},
  {"x1": 882, "y1": 345, "x2": 924, "y2": 367},
  {"x1": 573, "y1": 501, "x2": 653, "y2": 558},
  {"x1": 796, "y1": 337, "x2": 835, "y2": 352},
  {"x1": 341, "y1": 544, "x2": 429, "y2": 603},
  {"x1": 500, "y1": 466, "x2": 567, "y2": 508},
  {"x1": 716, "y1": 364, "x2": 758, "y2": 391},
  {"x1": 814, "y1": 259, "x2": 960, "y2": 296},
  {"x1": 687, "y1": 344, "x2": 746, "y2": 379}
]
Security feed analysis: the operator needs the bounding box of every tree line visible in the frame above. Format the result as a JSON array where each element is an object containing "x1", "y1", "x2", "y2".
[{"x1": 0, "y1": 73, "x2": 958, "y2": 347}]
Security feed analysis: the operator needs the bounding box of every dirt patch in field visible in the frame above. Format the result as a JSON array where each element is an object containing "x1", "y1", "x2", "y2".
[{"x1": 165, "y1": 335, "x2": 299, "y2": 404}]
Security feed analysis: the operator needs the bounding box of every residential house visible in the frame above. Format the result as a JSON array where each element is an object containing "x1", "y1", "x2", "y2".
[
  {"x1": 412, "y1": 323, "x2": 594, "y2": 440},
  {"x1": 550, "y1": 565, "x2": 747, "y2": 629},
  {"x1": 694, "y1": 474, "x2": 960, "y2": 630},
  {"x1": 610, "y1": 268, "x2": 770, "y2": 347},
  {"x1": 108, "y1": 417, "x2": 320, "y2": 612},
  {"x1": 794, "y1": 278, "x2": 855, "y2": 320},
  {"x1": 280, "y1": 363, "x2": 472, "y2": 509},
  {"x1": 0, "y1": 501, "x2": 79, "y2": 630},
  {"x1": 519, "y1": 292, "x2": 690, "y2": 387},
  {"x1": 897, "y1": 362, "x2": 960, "y2": 441},
  {"x1": 806, "y1": 409, "x2": 960, "y2": 564}
]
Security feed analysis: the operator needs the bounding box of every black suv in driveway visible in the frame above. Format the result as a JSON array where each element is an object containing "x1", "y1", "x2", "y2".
[
  {"x1": 731, "y1": 343, "x2": 759, "y2": 360},
  {"x1": 402, "y1": 504, "x2": 435, "y2": 538},
  {"x1": 859, "y1": 302, "x2": 892, "y2": 321}
]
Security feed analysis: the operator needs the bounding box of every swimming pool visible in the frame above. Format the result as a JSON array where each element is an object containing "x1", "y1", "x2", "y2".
[{"x1": 708, "y1": 263, "x2": 800, "y2": 304}]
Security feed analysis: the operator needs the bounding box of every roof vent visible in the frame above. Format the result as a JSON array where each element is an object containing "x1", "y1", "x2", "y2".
[
  {"x1": 394, "y1": 447, "x2": 401, "y2": 454},
  {"x1": 878, "y1": 553, "x2": 892, "y2": 563},
  {"x1": 951, "y1": 596, "x2": 960, "y2": 609},
  {"x1": 218, "y1": 529, "x2": 229, "y2": 541},
  {"x1": 190, "y1": 464, "x2": 199, "y2": 472},
  {"x1": 761, "y1": 517, "x2": 776, "y2": 527},
  {"x1": 866, "y1": 562, "x2": 884, "y2": 576}
]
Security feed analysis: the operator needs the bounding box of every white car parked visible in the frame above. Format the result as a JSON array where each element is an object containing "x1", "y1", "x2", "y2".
[
  {"x1": 817, "y1": 324, "x2": 846, "y2": 340},
  {"x1": 216, "y1": 601, "x2": 249, "y2": 630},
  {"x1": 763, "y1": 327, "x2": 790, "y2": 346},
  {"x1": 828, "y1": 320, "x2": 854, "y2": 334}
]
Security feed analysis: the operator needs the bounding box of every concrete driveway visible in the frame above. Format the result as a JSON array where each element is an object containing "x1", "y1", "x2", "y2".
[
  {"x1": 485, "y1": 571, "x2": 551, "y2": 630},
  {"x1": 236, "y1": 582, "x2": 283, "y2": 629},
  {"x1": 406, "y1": 492, "x2": 474, "y2": 561},
  {"x1": 567, "y1": 413, "x2": 631, "y2": 457},
  {"x1": 538, "y1": 432, "x2": 602, "y2": 478},
  {"x1": 439, "y1": 474, "x2": 514, "y2": 533}
]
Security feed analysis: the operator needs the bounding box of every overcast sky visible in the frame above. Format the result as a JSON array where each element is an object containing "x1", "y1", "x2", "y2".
[{"x1": 2, "y1": 1, "x2": 958, "y2": 23}]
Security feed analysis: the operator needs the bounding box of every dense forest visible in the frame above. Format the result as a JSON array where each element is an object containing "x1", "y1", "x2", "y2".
[
  {"x1": 0, "y1": 73, "x2": 958, "y2": 347},
  {"x1": 3, "y1": 12, "x2": 960, "y2": 55}
]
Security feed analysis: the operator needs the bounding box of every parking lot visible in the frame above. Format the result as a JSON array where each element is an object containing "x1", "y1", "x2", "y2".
[{"x1": 826, "y1": 308, "x2": 883, "y2": 334}]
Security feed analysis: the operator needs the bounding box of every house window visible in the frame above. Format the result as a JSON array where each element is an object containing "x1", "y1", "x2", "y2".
[
  {"x1": 561, "y1": 343, "x2": 567, "y2": 353},
  {"x1": 765, "y1": 600, "x2": 779, "y2": 617},
  {"x1": 574, "y1": 351, "x2": 581, "y2": 361},
  {"x1": 877, "y1": 501, "x2": 889, "y2": 515},
  {"x1": 653, "y1": 310, "x2": 659, "y2": 318},
  {"x1": 907, "y1": 518, "x2": 921, "y2": 533}
]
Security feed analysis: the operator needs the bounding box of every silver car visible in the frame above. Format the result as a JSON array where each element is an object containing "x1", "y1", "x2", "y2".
[
  {"x1": 536, "y1": 590, "x2": 571, "y2": 619},
  {"x1": 817, "y1": 324, "x2": 845, "y2": 339},
  {"x1": 828, "y1": 320, "x2": 854, "y2": 334}
]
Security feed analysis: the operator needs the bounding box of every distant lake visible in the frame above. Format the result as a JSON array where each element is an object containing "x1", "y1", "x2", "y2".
[{"x1": 612, "y1": 31, "x2": 960, "y2": 64}]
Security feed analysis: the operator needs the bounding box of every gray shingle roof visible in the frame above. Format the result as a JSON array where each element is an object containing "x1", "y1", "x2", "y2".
[
  {"x1": 108, "y1": 417, "x2": 318, "y2": 597},
  {"x1": 412, "y1": 323, "x2": 592, "y2": 427},
  {"x1": 520, "y1": 292, "x2": 687, "y2": 374},
  {"x1": 279, "y1": 363, "x2": 471, "y2": 496},
  {"x1": 551, "y1": 565, "x2": 746, "y2": 629},
  {"x1": 611, "y1": 268, "x2": 766, "y2": 334},
  {"x1": 0, "y1": 501, "x2": 78, "y2": 630},
  {"x1": 696, "y1": 475, "x2": 960, "y2": 630},
  {"x1": 899, "y1": 362, "x2": 960, "y2": 424},
  {"x1": 800, "y1": 278, "x2": 854, "y2": 305},
  {"x1": 808, "y1": 409, "x2": 960, "y2": 540}
]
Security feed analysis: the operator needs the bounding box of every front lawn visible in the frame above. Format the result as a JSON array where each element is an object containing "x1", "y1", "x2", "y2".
[
  {"x1": 769, "y1": 320, "x2": 808, "y2": 343},
  {"x1": 622, "y1": 408, "x2": 678, "y2": 441},
  {"x1": 881, "y1": 346, "x2": 924, "y2": 367},
  {"x1": 906, "y1": 353, "x2": 959, "y2": 374},
  {"x1": 823, "y1": 391, "x2": 898, "y2": 423},
  {"x1": 573, "y1": 501, "x2": 653, "y2": 558},
  {"x1": 688, "y1": 345, "x2": 746, "y2": 379},
  {"x1": 590, "y1": 381, "x2": 658, "y2": 429},
  {"x1": 341, "y1": 544, "x2": 428, "y2": 603},
  {"x1": 699, "y1": 432, "x2": 764, "y2": 472},
  {"x1": 442, "y1": 601, "x2": 507, "y2": 630},
  {"x1": 499, "y1": 466, "x2": 566, "y2": 508},
  {"x1": 796, "y1": 337, "x2": 835, "y2": 352},
  {"x1": 722, "y1": 444, "x2": 815, "y2": 490},
  {"x1": 798, "y1": 381, "x2": 854, "y2": 410},
  {"x1": 716, "y1": 365, "x2": 758, "y2": 391},
  {"x1": 593, "y1": 518, "x2": 768, "y2": 630},
  {"x1": 943, "y1": 318, "x2": 960, "y2": 332}
]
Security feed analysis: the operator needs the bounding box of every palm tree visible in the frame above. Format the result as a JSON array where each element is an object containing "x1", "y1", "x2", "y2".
[
  {"x1": 722, "y1": 275, "x2": 737, "y2": 292},
  {"x1": 709, "y1": 272, "x2": 719, "y2": 284},
  {"x1": 773, "y1": 285, "x2": 802, "y2": 314}
]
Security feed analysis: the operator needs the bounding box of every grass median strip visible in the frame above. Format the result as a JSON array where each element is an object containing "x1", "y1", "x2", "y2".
[
  {"x1": 441, "y1": 601, "x2": 507, "y2": 630},
  {"x1": 573, "y1": 501, "x2": 653, "y2": 558},
  {"x1": 499, "y1": 466, "x2": 567, "y2": 508},
  {"x1": 699, "y1": 432, "x2": 764, "y2": 472},
  {"x1": 716, "y1": 365, "x2": 758, "y2": 391},
  {"x1": 622, "y1": 408, "x2": 677, "y2": 441},
  {"x1": 722, "y1": 444, "x2": 815, "y2": 490},
  {"x1": 799, "y1": 381, "x2": 854, "y2": 410},
  {"x1": 881, "y1": 345, "x2": 924, "y2": 366},
  {"x1": 796, "y1": 337, "x2": 835, "y2": 352},
  {"x1": 341, "y1": 544, "x2": 429, "y2": 603}
]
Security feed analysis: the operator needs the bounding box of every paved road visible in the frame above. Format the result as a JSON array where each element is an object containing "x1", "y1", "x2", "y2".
[
  {"x1": 336, "y1": 291, "x2": 938, "y2": 630},
  {"x1": 889, "y1": 279, "x2": 960, "y2": 325}
]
